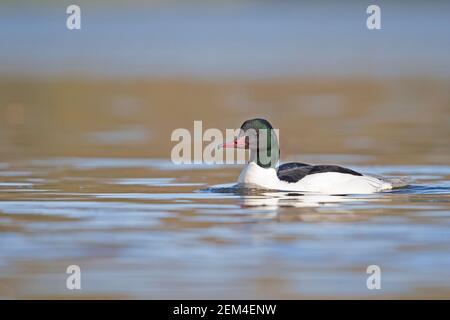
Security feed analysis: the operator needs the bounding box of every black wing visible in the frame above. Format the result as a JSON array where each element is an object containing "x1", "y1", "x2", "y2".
[
  {"x1": 277, "y1": 162, "x2": 362, "y2": 183},
  {"x1": 277, "y1": 162, "x2": 312, "y2": 183}
]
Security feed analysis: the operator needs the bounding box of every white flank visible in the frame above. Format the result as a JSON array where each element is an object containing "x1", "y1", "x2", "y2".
[{"x1": 238, "y1": 162, "x2": 393, "y2": 194}]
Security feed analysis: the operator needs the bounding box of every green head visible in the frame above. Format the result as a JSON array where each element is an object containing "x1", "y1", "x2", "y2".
[{"x1": 222, "y1": 118, "x2": 280, "y2": 168}]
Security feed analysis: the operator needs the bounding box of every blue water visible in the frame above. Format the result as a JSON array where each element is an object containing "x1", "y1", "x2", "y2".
[{"x1": 0, "y1": 157, "x2": 449, "y2": 298}]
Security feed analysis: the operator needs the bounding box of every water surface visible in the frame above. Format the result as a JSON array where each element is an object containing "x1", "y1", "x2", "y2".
[{"x1": 1, "y1": 156, "x2": 449, "y2": 298}]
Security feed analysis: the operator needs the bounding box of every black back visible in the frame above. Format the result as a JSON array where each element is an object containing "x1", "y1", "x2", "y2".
[{"x1": 277, "y1": 162, "x2": 362, "y2": 183}]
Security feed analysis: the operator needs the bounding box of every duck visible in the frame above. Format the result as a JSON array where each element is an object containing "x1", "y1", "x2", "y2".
[{"x1": 220, "y1": 118, "x2": 393, "y2": 194}]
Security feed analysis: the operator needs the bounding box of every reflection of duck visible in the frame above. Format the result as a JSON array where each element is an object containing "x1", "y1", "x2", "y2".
[
  {"x1": 241, "y1": 192, "x2": 368, "y2": 208},
  {"x1": 221, "y1": 118, "x2": 393, "y2": 194}
]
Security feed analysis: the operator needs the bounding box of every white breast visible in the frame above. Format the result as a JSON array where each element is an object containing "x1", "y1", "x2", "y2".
[
  {"x1": 238, "y1": 162, "x2": 280, "y2": 189},
  {"x1": 237, "y1": 162, "x2": 392, "y2": 194}
]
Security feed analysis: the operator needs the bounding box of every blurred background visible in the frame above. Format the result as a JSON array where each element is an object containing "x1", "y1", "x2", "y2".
[
  {"x1": 0, "y1": 0, "x2": 450, "y2": 299},
  {"x1": 0, "y1": 0, "x2": 449, "y2": 163}
]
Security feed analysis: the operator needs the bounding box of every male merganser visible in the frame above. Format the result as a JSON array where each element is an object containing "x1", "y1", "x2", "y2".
[{"x1": 221, "y1": 118, "x2": 393, "y2": 194}]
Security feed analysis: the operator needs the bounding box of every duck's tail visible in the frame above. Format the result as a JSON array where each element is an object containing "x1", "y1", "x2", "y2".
[{"x1": 366, "y1": 174, "x2": 410, "y2": 190}]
